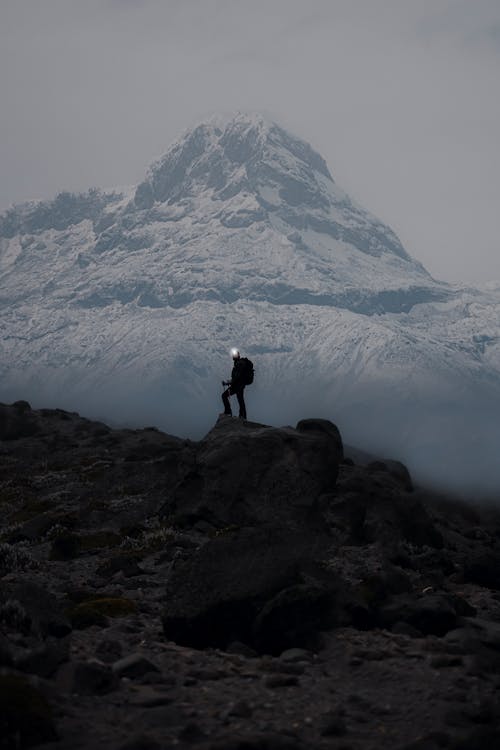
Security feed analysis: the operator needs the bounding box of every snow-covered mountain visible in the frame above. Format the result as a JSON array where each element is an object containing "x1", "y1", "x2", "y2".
[{"x1": 1, "y1": 113, "x2": 499, "y2": 494}]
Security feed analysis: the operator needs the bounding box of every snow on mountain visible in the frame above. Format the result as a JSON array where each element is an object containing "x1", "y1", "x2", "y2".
[{"x1": 1, "y1": 113, "x2": 499, "y2": 494}]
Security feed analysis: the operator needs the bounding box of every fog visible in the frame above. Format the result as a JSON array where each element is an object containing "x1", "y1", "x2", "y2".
[{"x1": 3, "y1": 370, "x2": 499, "y2": 501}]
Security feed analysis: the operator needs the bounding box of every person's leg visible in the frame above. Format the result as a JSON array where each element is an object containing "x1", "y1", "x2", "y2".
[
  {"x1": 236, "y1": 388, "x2": 247, "y2": 419},
  {"x1": 222, "y1": 388, "x2": 232, "y2": 415}
]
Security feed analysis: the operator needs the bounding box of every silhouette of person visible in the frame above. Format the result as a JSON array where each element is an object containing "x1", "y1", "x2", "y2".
[{"x1": 222, "y1": 348, "x2": 247, "y2": 419}]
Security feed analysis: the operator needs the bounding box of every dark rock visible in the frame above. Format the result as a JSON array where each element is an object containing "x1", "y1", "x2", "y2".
[
  {"x1": 429, "y1": 654, "x2": 463, "y2": 668},
  {"x1": 279, "y1": 648, "x2": 313, "y2": 662},
  {"x1": 112, "y1": 653, "x2": 160, "y2": 678},
  {"x1": 319, "y1": 706, "x2": 347, "y2": 737},
  {"x1": 161, "y1": 416, "x2": 342, "y2": 529},
  {"x1": 0, "y1": 633, "x2": 14, "y2": 666},
  {"x1": 96, "y1": 554, "x2": 145, "y2": 578},
  {"x1": 65, "y1": 659, "x2": 118, "y2": 695},
  {"x1": 186, "y1": 666, "x2": 226, "y2": 681},
  {"x1": 355, "y1": 567, "x2": 412, "y2": 611},
  {"x1": 336, "y1": 467, "x2": 442, "y2": 548},
  {"x1": 9, "y1": 514, "x2": 61, "y2": 543},
  {"x1": 0, "y1": 672, "x2": 58, "y2": 747},
  {"x1": 388, "y1": 545, "x2": 415, "y2": 570},
  {"x1": 463, "y1": 551, "x2": 500, "y2": 590},
  {"x1": 264, "y1": 674, "x2": 299, "y2": 688},
  {"x1": 295, "y1": 418, "x2": 343, "y2": 455},
  {"x1": 0, "y1": 403, "x2": 39, "y2": 440},
  {"x1": 378, "y1": 593, "x2": 458, "y2": 636},
  {"x1": 458, "y1": 617, "x2": 500, "y2": 651},
  {"x1": 68, "y1": 597, "x2": 137, "y2": 629},
  {"x1": 398, "y1": 732, "x2": 450, "y2": 750},
  {"x1": 128, "y1": 687, "x2": 175, "y2": 707},
  {"x1": 369, "y1": 493, "x2": 443, "y2": 548},
  {"x1": 448, "y1": 728, "x2": 500, "y2": 750},
  {"x1": 117, "y1": 737, "x2": 162, "y2": 750},
  {"x1": 391, "y1": 621, "x2": 423, "y2": 638},
  {"x1": 95, "y1": 638, "x2": 123, "y2": 663},
  {"x1": 161, "y1": 526, "x2": 331, "y2": 650},
  {"x1": 49, "y1": 533, "x2": 81, "y2": 560},
  {"x1": 253, "y1": 581, "x2": 337, "y2": 654},
  {"x1": 449, "y1": 594, "x2": 476, "y2": 617},
  {"x1": 0, "y1": 581, "x2": 71, "y2": 638},
  {"x1": 15, "y1": 637, "x2": 70, "y2": 677},
  {"x1": 207, "y1": 734, "x2": 304, "y2": 750},
  {"x1": 228, "y1": 699, "x2": 253, "y2": 718},
  {"x1": 367, "y1": 459, "x2": 413, "y2": 492},
  {"x1": 226, "y1": 641, "x2": 258, "y2": 658},
  {"x1": 178, "y1": 722, "x2": 207, "y2": 743},
  {"x1": 324, "y1": 494, "x2": 367, "y2": 542},
  {"x1": 12, "y1": 400, "x2": 32, "y2": 413}
]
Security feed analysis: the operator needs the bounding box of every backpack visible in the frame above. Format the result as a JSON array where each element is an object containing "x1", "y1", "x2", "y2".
[{"x1": 240, "y1": 357, "x2": 254, "y2": 385}]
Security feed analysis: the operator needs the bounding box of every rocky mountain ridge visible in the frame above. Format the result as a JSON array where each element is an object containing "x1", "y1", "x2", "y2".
[{"x1": 1, "y1": 400, "x2": 500, "y2": 749}]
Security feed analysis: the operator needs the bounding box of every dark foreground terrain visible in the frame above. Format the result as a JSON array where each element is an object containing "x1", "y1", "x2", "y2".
[{"x1": 1, "y1": 401, "x2": 500, "y2": 750}]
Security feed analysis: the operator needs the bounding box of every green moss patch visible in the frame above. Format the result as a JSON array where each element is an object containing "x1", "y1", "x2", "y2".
[
  {"x1": 0, "y1": 673, "x2": 57, "y2": 747},
  {"x1": 68, "y1": 596, "x2": 137, "y2": 629}
]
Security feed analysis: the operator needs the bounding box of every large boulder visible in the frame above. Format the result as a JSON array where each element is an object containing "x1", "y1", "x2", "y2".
[
  {"x1": 332, "y1": 464, "x2": 443, "y2": 548},
  {"x1": 161, "y1": 527, "x2": 338, "y2": 652},
  {"x1": 160, "y1": 416, "x2": 343, "y2": 529}
]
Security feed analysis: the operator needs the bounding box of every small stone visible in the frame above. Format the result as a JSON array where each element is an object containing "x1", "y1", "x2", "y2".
[
  {"x1": 391, "y1": 621, "x2": 422, "y2": 638},
  {"x1": 96, "y1": 638, "x2": 123, "y2": 663},
  {"x1": 128, "y1": 687, "x2": 174, "y2": 707},
  {"x1": 71, "y1": 659, "x2": 118, "y2": 695},
  {"x1": 96, "y1": 555, "x2": 145, "y2": 579},
  {"x1": 279, "y1": 648, "x2": 312, "y2": 663},
  {"x1": 430, "y1": 654, "x2": 463, "y2": 669},
  {"x1": 112, "y1": 653, "x2": 160, "y2": 678},
  {"x1": 178, "y1": 722, "x2": 206, "y2": 743},
  {"x1": 226, "y1": 640, "x2": 258, "y2": 658},
  {"x1": 228, "y1": 699, "x2": 253, "y2": 718},
  {"x1": 15, "y1": 637, "x2": 70, "y2": 678},
  {"x1": 320, "y1": 707, "x2": 347, "y2": 737},
  {"x1": 264, "y1": 674, "x2": 299, "y2": 688},
  {"x1": 117, "y1": 735, "x2": 162, "y2": 750},
  {"x1": 186, "y1": 667, "x2": 226, "y2": 681}
]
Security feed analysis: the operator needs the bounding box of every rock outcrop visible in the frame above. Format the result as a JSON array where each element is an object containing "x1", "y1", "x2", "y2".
[
  {"x1": 160, "y1": 416, "x2": 343, "y2": 529},
  {"x1": 1, "y1": 400, "x2": 500, "y2": 749}
]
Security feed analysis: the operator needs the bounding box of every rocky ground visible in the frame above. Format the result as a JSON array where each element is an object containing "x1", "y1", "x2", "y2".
[{"x1": 1, "y1": 400, "x2": 500, "y2": 750}]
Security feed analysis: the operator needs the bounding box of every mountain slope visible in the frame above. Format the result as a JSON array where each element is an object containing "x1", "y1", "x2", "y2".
[{"x1": 0, "y1": 113, "x2": 499, "y2": 494}]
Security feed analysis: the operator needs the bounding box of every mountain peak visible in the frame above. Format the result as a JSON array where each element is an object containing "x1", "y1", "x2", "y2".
[{"x1": 133, "y1": 112, "x2": 333, "y2": 210}]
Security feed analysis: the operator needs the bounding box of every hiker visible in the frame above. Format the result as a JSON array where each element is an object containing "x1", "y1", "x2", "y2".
[{"x1": 221, "y1": 348, "x2": 254, "y2": 419}]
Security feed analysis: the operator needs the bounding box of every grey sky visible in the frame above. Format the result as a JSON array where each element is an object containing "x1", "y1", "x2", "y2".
[{"x1": 1, "y1": 0, "x2": 499, "y2": 284}]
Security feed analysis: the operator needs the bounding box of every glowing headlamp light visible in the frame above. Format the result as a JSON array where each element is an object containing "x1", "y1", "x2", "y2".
[{"x1": 230, "y1": 348, "x2": 239, "y2": 358}]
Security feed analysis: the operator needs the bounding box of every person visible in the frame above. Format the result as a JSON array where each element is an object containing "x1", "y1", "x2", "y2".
[{"x1": 221, "y1": 348, "x2": 252, "y2": 419}]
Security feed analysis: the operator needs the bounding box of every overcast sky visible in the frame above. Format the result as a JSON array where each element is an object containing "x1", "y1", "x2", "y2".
[{"x1": 1, "y1": 0, "x2": 499, "y2": 284}]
